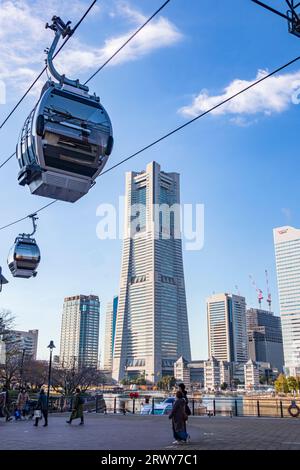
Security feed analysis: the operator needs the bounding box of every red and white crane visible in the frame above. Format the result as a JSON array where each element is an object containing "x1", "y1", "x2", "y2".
[{"x1": 249, "y1": 274, "x2": 264, "y2": 308}]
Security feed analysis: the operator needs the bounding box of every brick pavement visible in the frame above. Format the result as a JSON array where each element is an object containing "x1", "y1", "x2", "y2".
[{"x1": 1, "y1": 414, "x2": 300, "y2": 450}]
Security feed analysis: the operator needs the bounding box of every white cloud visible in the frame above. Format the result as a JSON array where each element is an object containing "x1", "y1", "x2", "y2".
[
  {"x1": 179, "y1": 69, "x2": 300, "y2": 123},
  {"x1": 0, "y1": 0, "x2": 182, "y2": 99}
]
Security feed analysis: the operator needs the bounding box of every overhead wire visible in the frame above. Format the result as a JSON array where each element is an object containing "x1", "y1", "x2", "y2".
[
  {"x1": 84, "y1": 0, "x2": 171, "y2": 85},
  {"x1": 0, "y1": 0, "x2": 98, "y2": 132},
  {"x1": 0, "y1": 0, "x2": 172, "y2": 170},
  {"x1": 1, "y1": 54, "x2": 299, "y2": 231}
]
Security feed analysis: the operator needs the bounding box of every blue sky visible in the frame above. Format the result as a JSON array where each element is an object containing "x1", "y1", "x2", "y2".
[{"x1": 0, "y1": 0, "x2": 299, "y2": 361}]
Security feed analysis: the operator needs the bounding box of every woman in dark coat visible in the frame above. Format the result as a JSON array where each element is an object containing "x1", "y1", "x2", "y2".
[
  {"x1": 66, "y1": 388, "x2": 84, "y2": 425},
  {"x1": 169, "y1": 391, "x2": 189, "y2": 444},
  {"x1": 179, "y1": 382, "x2": 191, "y2": 416}
]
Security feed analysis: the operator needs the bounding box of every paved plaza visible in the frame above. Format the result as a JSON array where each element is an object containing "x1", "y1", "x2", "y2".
[{"x1": 1, "y1": 414, "x2": 300, "y2": 450}]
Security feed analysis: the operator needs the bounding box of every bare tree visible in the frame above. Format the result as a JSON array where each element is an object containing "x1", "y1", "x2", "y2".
[
  {"x1": 0, "y1": 309, "x2": 19, "y2": 388},
  {"x1": 0, "y1": 309, "x2": 16, "y2": 337},
  {"x1": 52, "y1": 366, "x2": 106, "y2": 396},
  {"x1": 22, "y1": 359, "x2": 49, "y2": 391},
  {"x1": 0, "y1": 344, "x2": 21, "y2": 388}
]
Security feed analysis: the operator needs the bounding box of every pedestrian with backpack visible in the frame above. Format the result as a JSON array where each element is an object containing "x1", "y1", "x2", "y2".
[{"x1": 66, "y1": 388, "x2": 84, "y2": 425}]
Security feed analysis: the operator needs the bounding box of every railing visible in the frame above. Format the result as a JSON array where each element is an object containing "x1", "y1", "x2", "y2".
[{"x1": 3, "y1": 395, "x2": 300, "y2": 419}]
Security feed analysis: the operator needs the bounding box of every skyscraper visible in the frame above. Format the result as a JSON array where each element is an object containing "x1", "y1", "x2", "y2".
[
  {"x1": 247, "y1": 308, "x2": 284, "y2": 371},
  {"x1": 60, "y1": 295, "x2": 100, "y2": 369},
  {"x1": 207, "y1": 293, "x2": 248, "y2": 363},
  {"x1": 112, "y1": 161, "x2": 191, "y2": 383},
  {"x1": 103, "y1": 296, "x2": 118, "y2": 371},
  {"x1": 274, "y1": 226, "x2": 300, "y2": 376}
]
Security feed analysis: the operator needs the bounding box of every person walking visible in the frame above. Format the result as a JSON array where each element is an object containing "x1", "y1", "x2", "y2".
[
  {"x1": 179, "y1": 382, "x2": 192, "y2": 440},
  {"x1": 178, "y1": 383, "x2": 192, "y2": 416},
  {"x1": 33, "y1": 388, "x2": 48, "y2": 427},
  {"x1": 0, "y1": 386, "x2": 12, "y2": 422},
  {"x1": 66, "y1": 388, "x2": 84, "y2": 425},
  {"x1": 169, "y1": 390, "x2": 189, "y2": 444},
  {"x1": 16, "y1": 388, "x2": 29, "y2": 419}
]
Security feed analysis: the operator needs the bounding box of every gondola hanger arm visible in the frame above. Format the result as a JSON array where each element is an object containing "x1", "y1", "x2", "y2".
[{"x1": 45, "y1": 16, "x2": 88, "y2": 91}]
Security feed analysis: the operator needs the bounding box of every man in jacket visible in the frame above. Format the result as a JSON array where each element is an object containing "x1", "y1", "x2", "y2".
[{"x1": 34, "y1": 388, "x2": 48, "y2": 427}]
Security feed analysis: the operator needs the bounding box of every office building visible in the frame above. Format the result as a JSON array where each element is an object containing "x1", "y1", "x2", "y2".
[
  {"x1": 174, "y1": 356, "x2": 191, "y2": 388},
  {"x1": 112, "y1": 162, "x2": 191, "y2": 383},
  {"x1": 174, "y1": 357, "x2": 205, "y2": 389},
  {"x1": 247, "y1": 308, "x2": 284, "y2": 371},
  {"x1": 188, "y1": 360, "x2": 205, "y2": 388},
  {"x1": 207, "y1": 293, "x2": 248, "y2": 363},
  {"x1": 60, "y1": 295, "x2": 100, "y2": 369},
  {"x1": 244, "y1": 359, "x2": 260, "y2": 389},
  {"x1": 204, "y1": 357, "x2": 231, "y2": 391},
  {"x1": 274, "y1": 226, "x2": 300, "y2": 376},
  {"x1": 103, "y1": 296, "x2": 118, "y2": 371}
]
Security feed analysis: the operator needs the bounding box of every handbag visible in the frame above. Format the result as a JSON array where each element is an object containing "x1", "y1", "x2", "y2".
[{"x1": 34, "y1": 410, "x2": 42, "y2": 419}]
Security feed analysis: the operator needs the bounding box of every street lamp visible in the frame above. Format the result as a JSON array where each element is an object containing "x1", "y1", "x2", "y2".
[
  {"x1": 20, "y1": 347, "x2": 26, "y2": 388},
  {"x1": 47, "y1": 340, "x2": 56, "y2": 412}
]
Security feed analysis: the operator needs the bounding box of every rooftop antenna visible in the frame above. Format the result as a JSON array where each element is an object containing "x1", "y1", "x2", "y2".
[
  {"x1": 249, "y1": 275, "x2": 264, "y2": 308},
  {"x1": 252, "y1": 0, "x2": 300, "y2": 37}
]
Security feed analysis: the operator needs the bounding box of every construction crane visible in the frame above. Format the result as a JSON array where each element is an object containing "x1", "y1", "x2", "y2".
[
  {"x1": 235, "y1": 285, "x2": 241, "y2": 296},
  {"x1": 252, "y1": 0, "x2": 300, "y2": 37},
  {"x1": 249, "y1": 275, "x2": 264, "y2": 308},
  {"x1": 265, "y1": 269, "x2": 272, "y2": 311}
]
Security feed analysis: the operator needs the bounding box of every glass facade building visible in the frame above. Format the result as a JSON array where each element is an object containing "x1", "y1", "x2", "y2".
[
  {"x1": 274, "y1": 226, "x2": 300, "y2": 376},
  {"x1": 103, "y1": 296, "x2": 118, "y2": 371},
  {"x1": 247, "y1": 308, "x2": 284, "y2": 371},
  {"x1": 60, "y1": 295, "x2": 100, "y2": 369},
  {"x1": 112, "y1": 162, "x2": 191, "y2": 383},
  {"x1": 207, "y1": 293, "x2": 248, "y2": 363}
]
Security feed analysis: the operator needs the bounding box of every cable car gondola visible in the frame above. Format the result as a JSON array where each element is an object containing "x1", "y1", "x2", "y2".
[
  {"x1": 0, "y1": 267, "x2": 8, "y2": 292},
  {"x1": 7, "y1": 214, "x2": 41, "y2": 279},
  {"x1": 16, "y1": 16, "x2": 114, "y2": 203}
]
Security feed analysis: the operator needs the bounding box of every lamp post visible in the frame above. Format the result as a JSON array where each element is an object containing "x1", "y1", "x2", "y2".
[
  {"x1": 20, "y1": 347, "x2": 26, "y2": 389},
  {"x1": 47, "y1": 340, "x2": 55, "y2": 412}
]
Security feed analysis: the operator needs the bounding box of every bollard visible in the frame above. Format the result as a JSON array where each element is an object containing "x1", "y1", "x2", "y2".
[
  {"x1": 152, "y1": 398, "x2": 155, "y2": 415},
  {"x1": 192, "y1": 399, "x2": 195, "y2": 416},
  {"x1": 235, "y1": 399, "x2": 238, "y2": 417},
  {"x1": 132, "y1": 399, "x2": 135, "y2": 414},
  {"x1": 213, "y1": 399, "x2": 216, "y2": 417},
  {"x1": 114, "y1": 397, "x2": 117, "y2": 414},
  {"x1": 257, "y1": 400, "x2": 260, "y2": 417},
  {"x1": 280, "y1": 400, "x2": 284, "y2": 418}
]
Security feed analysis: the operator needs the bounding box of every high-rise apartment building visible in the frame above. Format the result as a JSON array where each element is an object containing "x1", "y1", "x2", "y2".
[
  {"x1": 247, "y1": 308, "x2": 284, "y2": 371},
  {"x1": 5, "y1": 329, "x2": 39, "y2": 360},
  {"x1": 207, "y1": 293, "x2": 248, "y2": 363},
  {"x1": 60, "y1": 295, "x2": 100, "y2": 369},
  {"x1": 274, "y1": 226, "x2": 300, "y2": 376},
  {"x1": 103, "y1": 296, "x2": 118, "y2": 371},
  {"x1": 112, "y1": 162, "x2": 191, "y2": 383}
]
